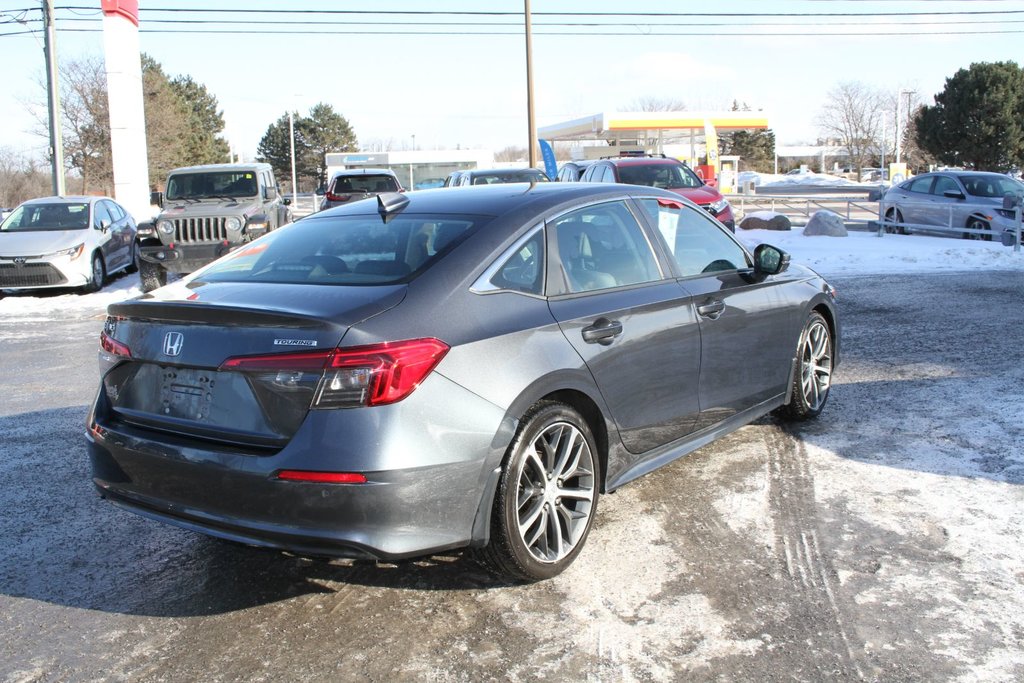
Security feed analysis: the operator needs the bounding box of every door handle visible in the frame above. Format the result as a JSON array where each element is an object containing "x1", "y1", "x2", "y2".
[
  {"x1": 697, "y1": 300, "x2": 726, "y2": 319},
  {"x1": 581, "y1": 318, "x2": 623, "y2": 345}
]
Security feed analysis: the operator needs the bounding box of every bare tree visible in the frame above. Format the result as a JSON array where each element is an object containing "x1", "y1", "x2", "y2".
[
  {"x1": 0, "y1": 146, "x2": 52, "y2": 206},
  {"x1": 494, "y1": 145, "x2": 527, "y2": 162},
  {"x1": 627, "y1": 96, "x2": 687, "y2": 112},
  {"x1": 816, "y1": 82, "x2": 886, "y2": 173}
]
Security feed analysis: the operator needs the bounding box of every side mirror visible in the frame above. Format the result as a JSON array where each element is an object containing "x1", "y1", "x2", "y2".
[
  {"x1": 282, "y1": 197, "x2": 292, "y2": 206},
  {"x1": 96, "y1": 218, "x2": 111, "y2": 232},
  {"x1": 943, "y1": 189, "x2": 965, "y2": 200},
  {"x1": 1002, "y1": 193, "x2": 1021, "y2": 210},
  {"x1": 150, "y1": 191, "x2": 164, "y2": 209},
  {"x1": 753, "y1": 244, "x2": 790, "y2": 276}
]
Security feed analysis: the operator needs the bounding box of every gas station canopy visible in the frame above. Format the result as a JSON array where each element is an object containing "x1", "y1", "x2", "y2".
[{"x1": 538, "y1": 111, "x2": 769, "y2": 144}]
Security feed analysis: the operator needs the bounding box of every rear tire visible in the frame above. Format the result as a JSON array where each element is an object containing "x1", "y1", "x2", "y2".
[
  {"x1": 139, "y1": 259, "x2": 167, "y2": 292},
  {"x1": 885, "y1": 208, "x2": 908, "y2": 235},
  {"x1": 777, "y1": 311, "x2": 833, "y2": 421},
  {"x1": 476, "y1": 401, "x2": 600, "y2": 582}
]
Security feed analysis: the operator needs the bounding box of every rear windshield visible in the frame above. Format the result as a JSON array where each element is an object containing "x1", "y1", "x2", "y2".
[
  {"x1": 166, "y1": 171, "x2": 259, "y2": 200},
  {"x1": 0, "y1": 202, "x2": 89, "y2": 231},
  {"x1": 618, "y1": 164, "x2": 702, "y2": 189},
  {"x1": 194, "y1": 212, "x2": 490, "y2": 286},
  {"x1": 330, "y1": 174, "x2": 400, "y2": 194},
  {"x1": 470, "y1": 171, "x2": 549, "y2": 185}
]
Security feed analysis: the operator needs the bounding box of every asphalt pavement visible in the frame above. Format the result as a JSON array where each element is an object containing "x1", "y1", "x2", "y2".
[{"x1": 1, "y1": 271, "x2": 1022, "y2": 681}]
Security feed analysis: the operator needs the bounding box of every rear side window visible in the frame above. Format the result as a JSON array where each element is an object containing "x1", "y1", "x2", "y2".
[
  {"x1": 640, "y1": 199, "x2": 749, "y2": 277},
  {"x1": 490, "y1": 228, "x2": 545, "y2": 295},
  {"x1": 551, "y1": 201, "x2": 661, "y2": 293},
  {"x1": 331, "y1": 174, "x2": 400, "y2": 194},
  {"x1": 195, "y1": 213, "x2": 490, "y2": 286},
  {"x1": 906, "y1": 176, "x2": 933, "y2": 194}
]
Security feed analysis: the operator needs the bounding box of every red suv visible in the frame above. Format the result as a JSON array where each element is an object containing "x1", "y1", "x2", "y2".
[{"x1": 580, "y1": 155, "x2": 735, "y2": 231}]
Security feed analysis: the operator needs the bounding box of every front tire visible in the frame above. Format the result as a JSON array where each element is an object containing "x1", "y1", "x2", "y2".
[
  {"x1": 139, "y1": 259, "x2": 167, "y2": 292},
  {"x1": 82, "y1": 253, "x2": 105, "y2": 293},
  {"x1": 125, "y1": 240, "x2": 139, "y2": 274},
  {"x1": 965, "y1": 217, "x2": 992, "y2": 241},
  {"x1": 778, "y1": 312, "x2": 833, "y2": 421},
  {"x1": 478, "y1": 401, "x2": 600, "y2": 582}
]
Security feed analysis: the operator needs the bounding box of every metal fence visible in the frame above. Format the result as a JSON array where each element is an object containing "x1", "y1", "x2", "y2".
[
  {"x1": 732, "y1": 194, "x2": 879, "y2": 222},
  {"x1": 730, "y1": 192, "x2": 1022, "y2": 252}
]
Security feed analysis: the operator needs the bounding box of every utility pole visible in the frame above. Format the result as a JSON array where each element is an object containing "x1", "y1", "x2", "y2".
[
  {"x1": 42, "y1": 0, "x2": 65, "y2": 195},
  {"x1": 288, "y1": 110, "x2": 298, "y2": 199},
  {"x1": 524, "y1": 0, "x2": 538, "y2": 168}
]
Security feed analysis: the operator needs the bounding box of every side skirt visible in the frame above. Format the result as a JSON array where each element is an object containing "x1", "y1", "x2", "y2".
[{"x1": 605, "y1": 394, "x2": 786, "y2": 492}]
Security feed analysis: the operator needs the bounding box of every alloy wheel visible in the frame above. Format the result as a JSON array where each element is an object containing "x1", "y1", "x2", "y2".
[
  {"x1": 800, "y1": 320, "x2": 833, "y2": 412},
  {"x1": 514, "y1": 421, "x2": 596, "y2": 564}
]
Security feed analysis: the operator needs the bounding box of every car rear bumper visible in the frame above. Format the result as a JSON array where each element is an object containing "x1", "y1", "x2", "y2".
[{"x1": 86, "y1": 373, "x2": 513, "y2": 560}]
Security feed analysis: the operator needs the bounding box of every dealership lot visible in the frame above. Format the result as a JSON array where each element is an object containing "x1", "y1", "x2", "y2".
[{"x1": 1, "y1": 264, "x2": 1022, "y2": 680}]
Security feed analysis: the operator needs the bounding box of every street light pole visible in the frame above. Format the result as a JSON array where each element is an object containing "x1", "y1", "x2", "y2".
[
  {"x1": 42, "y1": 0, "x2": 65, "y2": 195},
  {"x1": 524, "y1": 0, "x2": 538, "y2": 168},
  {"x1": 899, "y1": 89, "x2": 916, "y2": 166}
]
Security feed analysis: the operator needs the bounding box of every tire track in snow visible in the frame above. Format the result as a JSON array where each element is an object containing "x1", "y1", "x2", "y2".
[{"x1": 767, "y1": 423, "x2": 866, "y2": 680}]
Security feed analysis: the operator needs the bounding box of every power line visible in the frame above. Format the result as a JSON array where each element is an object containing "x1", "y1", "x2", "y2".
[{"x1": 49, "y1": 4, "x2": 1024, "y2": 18}]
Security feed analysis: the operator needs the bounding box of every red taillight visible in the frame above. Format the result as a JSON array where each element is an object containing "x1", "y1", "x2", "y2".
[
  {"x1": 220, "y1": 349, "x2": 334, "y2": 371},
  {"x1": 100, "y1": 330, "x2": 131, "y2": 358},
  {"x1": 276, "y1": 470, "x2": 367, "y2": 484},
  {"x1": 324, "y1": 191, "x2": 350, "y2": 202},
  {"x1": 219, "y1": 338, "x2": 449, "y2": 408}
]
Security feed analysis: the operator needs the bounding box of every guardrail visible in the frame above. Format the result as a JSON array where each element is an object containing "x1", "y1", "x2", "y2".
[
  {"x1": 731, "y1": 194, "x2": 880, "y2": 222},
  {"x1": 876, "y1": 197, "x2": 1022, "y2": 251}
]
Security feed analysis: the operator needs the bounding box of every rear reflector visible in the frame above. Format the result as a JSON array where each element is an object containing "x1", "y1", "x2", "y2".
[{"x1": 276, "y1": 470, "x2": 367, "y2": 484}]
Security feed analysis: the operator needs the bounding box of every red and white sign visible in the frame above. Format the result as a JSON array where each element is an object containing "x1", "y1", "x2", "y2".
[{"x1": 101, "y1": 0, "x2": 139, "y2": 27}]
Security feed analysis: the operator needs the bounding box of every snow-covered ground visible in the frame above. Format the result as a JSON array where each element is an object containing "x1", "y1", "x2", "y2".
[{"x1": 738, "y1": 171, "x2": 873, "y2": 188}]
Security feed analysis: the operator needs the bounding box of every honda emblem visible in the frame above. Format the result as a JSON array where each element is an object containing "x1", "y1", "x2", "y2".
[{"x1": 163, "y1": 331, "x2": 184, "y2": 357}]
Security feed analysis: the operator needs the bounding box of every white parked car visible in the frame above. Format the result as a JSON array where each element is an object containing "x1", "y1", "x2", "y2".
[{"x1": 0, "y1": 196, "x2": 138, "y2": 293}]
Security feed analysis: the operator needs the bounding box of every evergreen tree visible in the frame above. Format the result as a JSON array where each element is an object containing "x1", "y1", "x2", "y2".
[
  {"x1": 169, "y1": 75, "x2": 230, "y2": 165},
  {"x1": 915, "y1": 61, "x2": 1024, "y2": 171},
  {"x1": 256, "y1": 113, "x2": 311, "y2": 188},
  {"x1": 300, "y1": 103, "x2": 358, "y2": 188},
  {"x1": 258, "y1": 104, "x2": 358, "y2": 189}
]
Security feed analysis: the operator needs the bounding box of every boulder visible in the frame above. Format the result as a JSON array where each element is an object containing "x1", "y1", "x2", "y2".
[
  {"x1": 739, "y1": 213, "x2": 791, "y2": 231},
  {"x1": 803, "y1": 210, "x2": 848, "y2": 237}
]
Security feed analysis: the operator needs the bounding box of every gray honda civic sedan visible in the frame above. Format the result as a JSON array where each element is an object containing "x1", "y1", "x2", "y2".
[{"x1": 88, "y1": 182, "x2": 839, "y2": 581}]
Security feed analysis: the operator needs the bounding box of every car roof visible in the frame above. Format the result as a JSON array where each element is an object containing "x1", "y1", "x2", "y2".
[
  {"x1": 466, "y1": 167, "x2": 547, "y2": 176},
  {"x1": 169, "y1": 163, "x2": 272, "y2": 174},
  {"x1": 307, "y1": 181, "x2": 687, "y2": 220},
  {"x1": 599, "y1": 157, "x2": 683, "y2": 167},
  {"x1": 329, "y1": 168, "x2": 397, "y2": 177},
  {"x1": 19, "y1": 195, "x2": 100, "y2": 206}
]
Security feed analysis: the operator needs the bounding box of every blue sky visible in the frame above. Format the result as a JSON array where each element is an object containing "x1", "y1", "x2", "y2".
[{"x1": 2, "y1": 0, "x2": 1023, "y2": 158}]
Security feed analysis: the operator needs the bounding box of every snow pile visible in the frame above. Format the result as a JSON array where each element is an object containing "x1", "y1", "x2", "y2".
[
  {"x1": 736, "y1": 227, "x2": 1024, "y2": 276},
  {"x1": 740, "y1": 171, "x2": 868, "y2": 188}
]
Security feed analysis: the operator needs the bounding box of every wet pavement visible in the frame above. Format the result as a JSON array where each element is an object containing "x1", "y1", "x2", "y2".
[{"x1": 1, "y1": 271, "x2": 1022, "y2": 681}]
